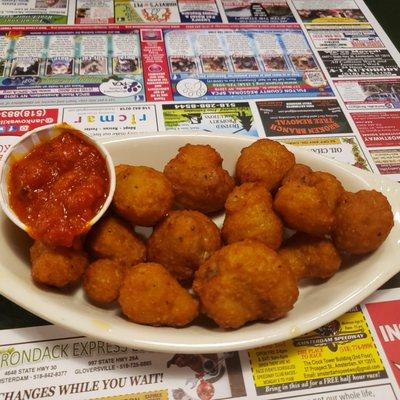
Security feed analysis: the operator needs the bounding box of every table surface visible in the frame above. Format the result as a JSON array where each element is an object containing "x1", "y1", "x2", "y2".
[
  {"x1": 1, "y1": 0, "x2": 399, "y2": 332},
  {"x1": 365, "y1": 0, "x2": 400, "y2": 50}
]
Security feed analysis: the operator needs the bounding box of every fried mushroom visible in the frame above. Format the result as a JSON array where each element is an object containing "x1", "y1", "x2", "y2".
[
  {"x1": 279, "y1": 233, "x2": 341, "y2": 280},
  {"x1": 30, "y1": 241, "x2": 88, "y2": 287},
  {"x1": 147, "y1": 210, "x2": 221, "y2": 281},
  {"x1": 119, "y1": 262, "x2": 199, "y2": 327},
  {"x1": 222, "y1": 183, "x2": 283, "y2": 250},
  {"x1": 113, "y1": 165, "x2": 173, "y2": 226},
  {"x1": 193, "y1": 240, "x2": 298, "y2": 329},
  {"x1": 235, "y1": 139, "x2": 295, "y2": 191},
  {"x1": 164, "y1": 144, "x2": 235, "y2": 213},
  {"x1": 83, "y1": 259, "x2": 124, "y2": 304},
  {"x1": 86, "y1": 214, "x2": 146, "y2": 268},
  {"x1": 333, "y1": 190, "x2": 394, "y2": 254}
]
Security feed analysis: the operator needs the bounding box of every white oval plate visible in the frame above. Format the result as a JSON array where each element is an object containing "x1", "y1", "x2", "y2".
[{"x1": 1, "y1": 133, "x2": 399, "y2": 354}]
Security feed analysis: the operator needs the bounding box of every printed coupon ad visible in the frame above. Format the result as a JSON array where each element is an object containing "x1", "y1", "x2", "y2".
[
  {"x1": 162, "y1": 102, "x2": 258, "y2": 136},
  {"x1": 249, "y1": 307, "x2": 386, "y2": 396},
  {"x1": 0, "y1": 0, "x2": 69, "y2": 25},
  {"x1": 164, "y1": 25, "x2": 333, "y2": 101},
  {"x1": 257, "y1": 99, "x2": 351, "y2": 137},
  {"x1": 335, "y1": 79, "x2": 400, "y2": 111},
  {"x1": 352, "y1": 112, "x2": 400, "y2": 148},
  {"x1": 221, "y1": 0, "x2": 295, "y2": 23}
]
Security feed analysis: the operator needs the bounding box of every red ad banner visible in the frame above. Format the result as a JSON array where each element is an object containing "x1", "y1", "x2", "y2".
[
  {"x1": 352, "y1": 112, "x2": 400, "y2": 147},
  {"x1": 365, "y1": 300, "x2": 400, "y2": 388},
  {"x1": 0, "y1": 108, "x2": 58, "y2": 136}
]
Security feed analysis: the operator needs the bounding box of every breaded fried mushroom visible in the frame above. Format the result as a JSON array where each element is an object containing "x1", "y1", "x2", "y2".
[
  {"x1": 30, "y1": 241, "x2": 88, "y2": 287},
  {"x1": 282, "y1": 163, "x2": 312, "y2": 185},
  {"x1": 305, "y1": 171, "x2": 344, "y2": 211},
  {"x1": 119, "y1": 263, "x2": 199, "y2": 327},
  {"x1": 113, "y1": 165, "x2": 173, "y2": 226},
  {"x1": 147, "y1": 210, "x2": 221, "y2": 281},
  {"x1": 333, "y1": 190, "x2": 394, "y2": 254},
  {"x1": 222, "y1": 183, "x2": 283, "y2": 250},
  {"x1": 279, "y1": 233, "x2": 341, "y2": 281},
  {"x1": 193, "y1": 240, "x2": 298, "y2": 329},
  {"x1": 83, "y1": 259, "x2": 124, "y2": 304},
  {"x1": 164, "y1": 144, "x2": 235, "y2": 213},
  {"x1": 86, "y1": 215, "x2": 146, "y2": 268},
  {"x1": 235, "y1": 139, "x2": 295, "y2": 190},
  {"x1": 274, "y1": 181, "x2": 334, "y2": 236}
]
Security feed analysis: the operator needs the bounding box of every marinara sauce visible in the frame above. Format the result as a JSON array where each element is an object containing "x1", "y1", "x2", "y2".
[{"x1": 8, "y1": 128, "x2": 109, "y2": 247}]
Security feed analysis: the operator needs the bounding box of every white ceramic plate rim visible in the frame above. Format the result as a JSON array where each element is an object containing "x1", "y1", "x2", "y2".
[{"x1": 0, "y1": 132, "x2": 399, "y2": 354}]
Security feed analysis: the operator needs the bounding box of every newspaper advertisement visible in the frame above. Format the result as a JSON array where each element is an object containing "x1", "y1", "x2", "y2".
[
  {"x1": 75, "y1": 0, "x2": 115, "y2": 24},
  {"x1": 256, "y1": 99, "x2": 352, "y2": 137},
  {"x1": 279, "y1": 136, "x2": 372, "y2": 170},
  {"x1": 247, "y1": 307, "x2": 391, "y2": 398},
  {"x1": 351, "y1": 111, "x2": 400, "y2": 148},
  {"x1": 319, "y1": 49, "x2": 400, "y2": 78},
  {"x1": 307, "y1": 25, "x2": 384, "y2": 50},
  {"x1": 62, "y1": 104, "x2": 159, "y2": 140},
  {"x1": 162, "y1": 102, "x2": 258, "y2": 136},
  {"x1": 292, "y1": 0, "x2": 368, "y2": 24},
  {"x1": 221, "y1": 0, "x2": 295, "y2": 23},
  {"x1": 0, "y1": 0, "x2": 69, "y2": 25},
  {"x1": 364, "y1": 290, "x2": 400, "y2": 390},
  {"x1": 0, "y1": 26, "x2": 145, "y2": 105},
  {"x1": 369, "y1": 149, "x2": 400, "y2": 181},
  {"x1": 114, "y1": 0, "x2": 222, "y2": 24},
  {"x1": 0, "y1": 326, "x2": 246, "y2": 400},
  {"x1": 0, "y1": 24, "x2": 335, "y2": 105},
  {"x1": 164, "y1": 24, "x2": 333, "y2": 101},
  {"x1": 1, "y1": 0, "x2": 400, "y2": 399},
  {"x1": 335, "y1": 79, "x2": 400, "y2": 111}
]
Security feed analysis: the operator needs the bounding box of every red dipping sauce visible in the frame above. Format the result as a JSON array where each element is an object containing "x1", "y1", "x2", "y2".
[{"x1": 8, "y1": 128, "x2": 109, "y2": 247}]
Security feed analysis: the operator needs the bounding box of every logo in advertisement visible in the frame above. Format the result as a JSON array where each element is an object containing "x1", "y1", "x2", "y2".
[
  {"x1": 148, "y1": 64, "x2": 162, "y2": 73},
  {"x1": 176, "y1": 79, "x2": 207, "y2": 99},
  {"x1": 100, "y1": 78, "x2": 142, "y2": 98}
]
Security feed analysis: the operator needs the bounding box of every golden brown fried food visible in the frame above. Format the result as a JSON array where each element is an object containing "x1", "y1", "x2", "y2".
[
  {"x1": 193, "y1": 240, "x2": 298, "y2": 329},
  {"x1": 305, "y1": 171, "x2": 344, "y2": 211},
  {"x1": 282, "y1": 163, "x2": 312, "y2": 185},
  {"x1": 164, "y1": 144, "x2": 235, "y2": 213},
  {"x1": 279, "y1": 233, "x2": 341, "y2": 280},
  {"x1": 333, "y1": 190, "x2": 394, "y2": 254},
  {"x1": 235, "y1": 139, "x2": 295, "y2": 191},
  {"x1": 83, "y1": 259, "x2": 124, "y2": 304},
  {"x1": 274, "y1": 181, "x2": 334, "y2": 236},
  {"x1": 222, "y1": 183, "x2": 283, "y2": 250},
  {"x1": 86, "y1": 214, "x2": 146, "y2": 268},
  {"x1": 275, "y1": 170, "x2": 344, "y2": 236},
  {"x1": 119, "y1": 262, "x2": 199, "y2": 326},
  {"x1": 113, "y1": 165, "x2": 173, "y2": 226},
  {"x1": 30, "y1": 241, "x2": 88, "y2": 287},
  {"x1": 147, "y1": 210, "x2": 221, "y2": 281}
]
